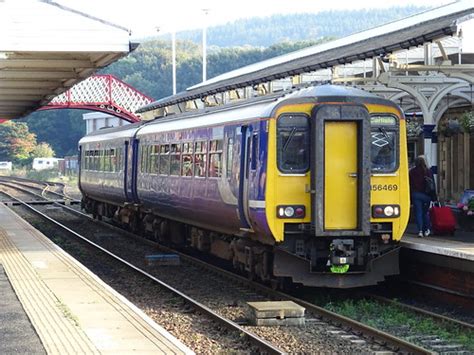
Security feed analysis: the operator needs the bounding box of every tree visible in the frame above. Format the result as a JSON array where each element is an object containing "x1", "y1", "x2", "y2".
[
  {"x1": 0, "y1": 121, "x2": 37, "y2": 164},
  {"x1": 31, "y1": 142, "x2": 55, "y2": 158}
]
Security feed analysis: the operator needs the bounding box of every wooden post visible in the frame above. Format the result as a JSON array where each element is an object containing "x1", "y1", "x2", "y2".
[
  {"x1": 458, "y1": 133, "x2": 465, "y2": 197},
  {"x1": 470, "y1": 133, "x2": 474, "y2": 188}
]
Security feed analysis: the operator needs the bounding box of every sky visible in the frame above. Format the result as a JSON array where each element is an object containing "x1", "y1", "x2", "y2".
[{"x1": 57, "y1": 0, "x2": 453, "y2": 38}]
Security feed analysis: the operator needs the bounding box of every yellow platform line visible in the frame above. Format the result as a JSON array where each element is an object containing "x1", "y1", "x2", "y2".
[{"x1": 0, "y1": 229, "x2": 99, "y2": 354}]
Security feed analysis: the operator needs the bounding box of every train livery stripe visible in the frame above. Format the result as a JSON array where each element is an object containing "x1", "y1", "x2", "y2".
[{"x1": 249, "y1": 200, "x2": 265, "y2": 208}]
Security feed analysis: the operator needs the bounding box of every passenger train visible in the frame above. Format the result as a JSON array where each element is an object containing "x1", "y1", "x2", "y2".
[{"x1": 79, "y1": 85, "x2": 410, "y2": 288}]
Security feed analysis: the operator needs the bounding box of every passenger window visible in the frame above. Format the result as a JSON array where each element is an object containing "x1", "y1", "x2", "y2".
[
  {"x1": 277, "y1": 114, "x2": 310, "y2": 173},
  {"x1": 209, "y1": 139, "x2": 223, "y2": 178},
  {"x1": 226, "y1": 137, "x2": 233, "y2": 178},
  {"x1": 140, "y1": 146, "x2": 146, "y2": 173},
  {"x1": 110, "y1": 149, "x2": 115, "y2": 172},
  {"x1": 159, "y1": 144, "x2": 170, "y2": 175},
  {"x1": 149, "y1": 145, "x2": 159, "y2": 174},
  {"x1": 181, "y1": 142, "x2": 193, "y2": 176},
  {"x1": 194, "y1": 141, "x2": 207, "y2": 177},
  {"x1": 104, "y1": 149, "x2": 110, "y2": 172},
  {"x1": 170, "y1": 143, "x2": 181, "y2": 176},
  {"x1": 251, "y1": 132, "x2": 258, "y2": 171}
]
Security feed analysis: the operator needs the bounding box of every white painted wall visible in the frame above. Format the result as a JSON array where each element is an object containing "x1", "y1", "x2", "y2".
[{"x1": 83, "y1": 112, "x2": 129, "y2": 134}]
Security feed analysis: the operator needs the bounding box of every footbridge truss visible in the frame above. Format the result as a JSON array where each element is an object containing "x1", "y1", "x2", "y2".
[{"x1": 40, "y1": 74, "x2": 153, "y2": 122}]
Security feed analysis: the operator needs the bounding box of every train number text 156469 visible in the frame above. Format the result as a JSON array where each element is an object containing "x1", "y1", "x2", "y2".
[{"x1": 370, "y1": 184, "x2": 398, "y2": 191}]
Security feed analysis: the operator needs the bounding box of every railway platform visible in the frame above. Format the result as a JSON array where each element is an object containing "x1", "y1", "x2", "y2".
[
  {"x1": 402, "y1": 222, "x2": 474, "y2": 261},
  {"x1": 0, "y1": 203, "x2": 193, "y2": 355},
  {"x1": 400, "y1": 222, "x2": 474, "y2": 304}
]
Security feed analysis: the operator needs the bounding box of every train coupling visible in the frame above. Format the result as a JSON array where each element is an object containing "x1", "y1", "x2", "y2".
[{"x1": 328, "y1": 239, "x2": 355, "y2": 272}]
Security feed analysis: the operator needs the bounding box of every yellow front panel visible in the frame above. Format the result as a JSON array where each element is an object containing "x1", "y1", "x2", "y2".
[{"x1": 324, "y1": 121, "x2": 358, "y2": 229}]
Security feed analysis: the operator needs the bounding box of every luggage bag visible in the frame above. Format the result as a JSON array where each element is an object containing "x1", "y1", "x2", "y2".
[{"x1": 429, "y1": 202, "x2": 456, "y2": 235}]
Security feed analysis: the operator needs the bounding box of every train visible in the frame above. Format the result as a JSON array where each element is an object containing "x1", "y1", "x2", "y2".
[{"x1": 78, "y1": 84, "x2": 410, "y2": 288}]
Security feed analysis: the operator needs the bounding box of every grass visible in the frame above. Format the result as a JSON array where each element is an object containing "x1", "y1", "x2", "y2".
[{"x1": 323, "y1": 298, "x2": 474, "y2": 350}]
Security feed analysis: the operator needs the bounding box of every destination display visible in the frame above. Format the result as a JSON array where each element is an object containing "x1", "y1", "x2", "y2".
[{"x1": 371, "y1": 116, "x2": 396, "y2": 126}]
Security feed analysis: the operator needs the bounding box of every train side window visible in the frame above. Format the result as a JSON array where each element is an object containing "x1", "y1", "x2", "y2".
[
  {"x1": 138, "y1": 147, "x2": 142, "y2": 172},
  {"x1": 251, "y1": 132, "x2": 258, "y2": 171},
  {"x1": 226, "y1": 137, "x2": 233, "y2": 178},
  {"x1": 209, "y1": 139, "x2": 223, "y2": 178},
  {"x1": 159, "y1": 144, "x2": 170, "y2": 175},
  {"x1": 194, "y1": 141, "x2": 207, "y2": 177},
  {"x1": 83, "y1": 150, "x2": 88, "y2": 170},
  {"x1": 104, "y1": 149, "x2": 110, "y2": 172},
  {"x1": 170, "y1": 143, "x2": 181, "y2": 176},
  {"x1": 277, "y1": 114, "x2": 310, "y2": 174},
  {"x1": 145, "y1": 145, "x2": 152, "y2": 173},
  {"x1": 98, "y1": 150, "x2": 104, "y2": 171},
  {"x1": 181, "y1": 142, "x2": 193, "y2": 177},
  {"x1": 149, "y1": 145, "x2": 159, "y2": 174},
  {"x1": 118, "y1": 147, "x2": 123, "y2": 172},
  {"x1": 114, "y1": 148, "x2": 119, "y2": 172}
]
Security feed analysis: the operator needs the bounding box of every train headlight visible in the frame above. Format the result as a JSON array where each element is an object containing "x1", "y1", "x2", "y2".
[
  {"x1": 277, "y1": 205, "x2": 305, "y2": 219},
  {"x1": 384, "y1": 206, "x2": 394, "y2": 216},
  {"x1": 284, "y1": 206, "x2": 295, "y2": 217},
  {"x1": 372, "y1": 204, "x2": 400, "y2": 218}
]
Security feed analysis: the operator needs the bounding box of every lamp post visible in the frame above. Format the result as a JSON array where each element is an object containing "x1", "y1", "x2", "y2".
[
  {"x1": 202, "y1": 8, "x2": 209, "y2": 82},
  {"x1": 172, "y1": 29, "x2": 176, "y2": 95},
  {"x1": 156, "y1": 26, "x2": 177, "y2": 95}
]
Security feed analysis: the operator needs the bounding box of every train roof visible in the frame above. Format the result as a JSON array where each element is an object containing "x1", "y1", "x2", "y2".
[
  {"x1": 80, "y1": 84, "x2": 401, "y2": 143},
  {"x1": 136, "y1": 85, "x2": 400, "y2": 137},
  {"x1": 79, "y1": 121, "x2": 143, "y2": 144}
]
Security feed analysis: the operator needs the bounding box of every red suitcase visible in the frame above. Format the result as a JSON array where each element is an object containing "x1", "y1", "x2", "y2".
[{"x1": 429, "y1": 202, "x2": 456, "y2": 235}]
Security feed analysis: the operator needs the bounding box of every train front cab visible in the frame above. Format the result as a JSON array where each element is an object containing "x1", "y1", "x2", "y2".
[{"x1": 266, "y1": 100, "x2": 410, "y2": 288}]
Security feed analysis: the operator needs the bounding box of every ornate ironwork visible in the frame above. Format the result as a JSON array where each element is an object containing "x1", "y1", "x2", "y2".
[{"x1": 40, "y1": 75, "x2": 153, "y2": 122}]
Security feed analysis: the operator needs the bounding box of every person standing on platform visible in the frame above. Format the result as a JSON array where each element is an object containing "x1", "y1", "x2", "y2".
[{"x1": 409, "y1": 155, "x2": 435, "y2": 237}]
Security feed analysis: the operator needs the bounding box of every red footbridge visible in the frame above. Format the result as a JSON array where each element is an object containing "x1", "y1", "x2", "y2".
[{"x1": 39, "y1": 74, "x2": 154, "y2": 123}]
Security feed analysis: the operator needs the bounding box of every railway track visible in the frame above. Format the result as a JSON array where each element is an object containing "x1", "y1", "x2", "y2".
[
  {"x1": 0, "y1": 182, "x2": 436, "y2": 353},
  {"x1": 3, "y1": 190, "x2": 284, "y2": 354},
  {"x1": 0, "y1": 176, "x2": 77, "y2": 202}
]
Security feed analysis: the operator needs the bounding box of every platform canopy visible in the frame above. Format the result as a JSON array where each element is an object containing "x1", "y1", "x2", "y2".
[{"x1": 0, "y1": 0, "x2": 135, "y2": 120}]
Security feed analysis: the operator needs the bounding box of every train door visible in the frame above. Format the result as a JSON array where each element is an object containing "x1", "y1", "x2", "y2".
[
  {"x1": 238, "y1": 125, "x2": 253, "y2": 230},
  {"x1": 124, "y1": 140, "x2": 132, "y2": 201},
  {"x1": 311, "y1": 104, "x2": 371, "y2": 236},
  {"x1": 78, "y1": 145, "x2": 83, "y2": 193}
]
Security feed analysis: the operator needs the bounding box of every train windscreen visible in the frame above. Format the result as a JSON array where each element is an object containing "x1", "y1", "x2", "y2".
[{"x1": 370, "y1": 115, "x2": 398, "y2": 172}]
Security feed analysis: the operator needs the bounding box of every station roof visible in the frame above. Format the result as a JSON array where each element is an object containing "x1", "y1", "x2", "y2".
[
  {"x1": 0, "y1": 0, "x2": 135, "y2": 120},
  {"x1": 138, "y1": 1, "x2": 474, "y2": 113}
]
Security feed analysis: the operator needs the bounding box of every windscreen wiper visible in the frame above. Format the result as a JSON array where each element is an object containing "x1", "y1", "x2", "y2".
[
  {"x1": 283, "y1": 127, "x2": 297, "y2": 152},
  {"x1": 378, "y1": 127, "x2": 393, "y2": 149}
]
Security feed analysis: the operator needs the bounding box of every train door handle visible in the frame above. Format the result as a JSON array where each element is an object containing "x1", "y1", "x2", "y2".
[{"x1": 348, "y1": 173, "x2": 358, "y2": 178}]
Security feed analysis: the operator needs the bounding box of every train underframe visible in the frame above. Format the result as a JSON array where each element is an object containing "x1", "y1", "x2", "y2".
[{"x1": 83, "y1": 196, "x2": 400, "y2": 288}]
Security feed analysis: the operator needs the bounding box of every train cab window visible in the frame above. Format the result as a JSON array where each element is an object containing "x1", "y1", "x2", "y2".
[
  {"x1": 209, "y1": 139, "x2": 223, "y2": 178},
  {"x1": 194, "y1": 141, "x2": 207, "y2": 177},
  {"x1": 277, "y1": 114, "x2": 310, "y2": 174},
  {"x1": 170, "y1": 143, "x2": 181, "y2": 176},
  {"x1": 370, "y1": 115, "x2": 398, "y2": 173},
  {"x1": 159, "y1": 144, "x2": 170, "y2": 175}
]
